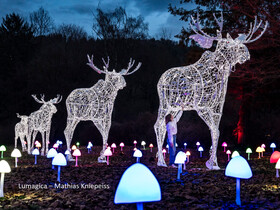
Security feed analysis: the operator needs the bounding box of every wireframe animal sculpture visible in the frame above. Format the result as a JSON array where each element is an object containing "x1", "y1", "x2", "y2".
[
  {"x1": 64, "y1": 55, "x2": 141, "y2": 162},
  {"x1": 15, "y1": 113, "x2": 29, "y2": 152},
  {"x1": 27, "y1": 94, "x2": 62, "y2": 155},
  {"x1": 154, "y1": 13, "x2": 268, "y2": 169}
]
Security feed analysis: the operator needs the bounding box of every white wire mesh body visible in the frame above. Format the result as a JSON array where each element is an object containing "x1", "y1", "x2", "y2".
[
  {"x1": 15, "y1": 114, "x2": 28, "y2": 152},
  {"x1": 154, "y1": 14, "x2": 268, "y2": 169},
  {"x1": 64, "y1": 55, "x2": 141, "y2": 162},
  {"x1": 27, "y1": 95, "x2": 62, "y2": 155}
]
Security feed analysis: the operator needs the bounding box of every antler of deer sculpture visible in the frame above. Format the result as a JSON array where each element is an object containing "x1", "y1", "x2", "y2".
[
  {"x1": 154, "y1": 13, "x2": 268, "y2": 169},
  {"x1": 27, "y1": 94, "x2": 62, "y2": 155},
  {"x1": 64, "y1": 55, "x2": 141, "y2": 162}
]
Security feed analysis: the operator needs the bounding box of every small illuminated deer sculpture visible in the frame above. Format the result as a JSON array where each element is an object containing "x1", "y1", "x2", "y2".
[
  {"x1": 64, "y1": 55, "x2": 141, "y2": 162},
  {"x1": 28, "y1": 95, "x2": 62, "y2": 155},
  {"x1": 15, "y1": 113, "x2": 29, "y2": 152},
  {"x1": 154, "y1": 13, "x2": 268, "y2": 169}
]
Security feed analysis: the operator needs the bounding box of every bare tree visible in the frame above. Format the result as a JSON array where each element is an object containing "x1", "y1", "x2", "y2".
[
  {"x1": 92, "y1": 7, "x2": 148, "y2": 40},
  {"x1": 55, "y1": 24, "x2": 87, "y2": 41},
  {"x1": 29, "y1": 7, "x2": 54, "y2": 36}
]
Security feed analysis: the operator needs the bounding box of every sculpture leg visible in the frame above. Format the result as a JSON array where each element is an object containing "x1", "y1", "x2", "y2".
[
  {"x1": 45, "y1": 129, "x2": 50, "y2": 155},
  {"x1": 31, "y1": 130, "x2": 38, "y2": 151},
  {"x1": 197, "y1": 109, "x2": 220, "y2": 170},
  {"x1": 94, "y1": 120, "x2": 109, "y2": 163},
  {"x1": 27, "y1": 131, "x2": 32, "y2": 154},
  {"x1": 64, "y1": 118, "x2": 79, "y2": 160},
  {"x1": 41, "y1": 131, "x2": 45, "y2": 156},
  {"x1": 15, "y1": 135, "x2": 18, "y2": 149},
  {"x1": 154, "y1": 108, "x2": 170, "y2": 167}
]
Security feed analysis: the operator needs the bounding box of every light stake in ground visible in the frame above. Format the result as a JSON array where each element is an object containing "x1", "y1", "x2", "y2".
[
  {"x1": 226, "y1": 150, "x2": 231, "y2": 161},
  {"x1": 225, "y1": 156, "x2": 252, "y2": 206},
  {"x1": 11, "y1": 149, "x2": 21, "y2": 167},
  {"x1": 186, "y1": 151, "x2": 191, "y2": 163},
  {"x1": 72, "y1": 149, "x2": 81, "y2": 167},
  {"x1": 184, "y1": 143, "x2": 187, "y2": 150},
  {"x1": 52, "y1": 153, "x2": 67, "y2": 182},
  {"x1": 196, "y1": 142, "x2": 200, "y2": 150},
  {"x1": 246, "y1": 148, "x2": 252, "y2": 160},
  {"x1": 0, "y1": 160, "x2": 11, "y2": 197},
  {"x1": 32, "y1": 148, "x2": 40, "y2": 164}
]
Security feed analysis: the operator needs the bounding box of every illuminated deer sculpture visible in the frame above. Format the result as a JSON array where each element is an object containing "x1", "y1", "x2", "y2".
[
  {"x1": 154, "y1": 13, "x2": 268, "y2": 169},
  {"x1": 28, "y1": 95, "x2": 62, "y2": 155},
  {"x1": 15, "y1": 113, "x2": 29, "y2": 152},
  {"x1": 64, "y1": 55, "x2": 141, "y2": 162}
]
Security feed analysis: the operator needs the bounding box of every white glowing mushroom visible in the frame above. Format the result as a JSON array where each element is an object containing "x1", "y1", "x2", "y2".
[
  {"x1": 270, "y1": 143, "x2": 276, "y2": 153},
  {"x1": 133, "y1": 140, "x2": 137, "y2": 148},
  {"x1": 72, "y1": 149, "x2": 81, "y2": 167},
  {"x1": 111, "y1": 143, "x2": 117, "y2": 153},
  {"x1": 32, "y1": 148, "x2": 40, "y2": 165},
  {"x1": 184, "y1": 142, "x2": 187, "y2": 150},
  {"x1": 64, "y1": 150, "x2": 70, "y2": 161},
  {"x1": 149, "y1": 144, "x2": 153, "y2": 152},
  {"x1": 226, "y1": 150, "x2": 231, "y2": 161},
  {"x1": 231, "y1": 151, "x2": 240, "y2": 158},
  {"x1": 0, "y1": 160, "x2": 11, "y2": 197},
  {"x1": 133, "y1": 149, "x2": 142, "y2": 163},
  {"x1": 174, "y1": 151, "x2": 186, "y2": 180},
  {"x1": 162, "y1": 149, "x2": 167, "y2": 159},
  {"x1": 47, "y1": 148, "x2": 58, "y2": 169},
  {"x1": 246, "y1": 148, "x2": 252, "y2": 160},
  {"x1": 104, "y1": 147, "x2": 112, "y2": 165},
  {"x1": 120, "y1": 142, "x2": 124, "y2": 152},
  {"x1": 114, "y1": 163, "x2": 161, "y2": 209},
  {"x1": 225, "y1": 156, "x2": 252, "y2": 206},
  {"x1": 141, "y1": 141, "x2": 146, "y2": 150},
  {"x1": 11, "y1": 148, "x2": 21, "y2": 167},
  {"x1": 275, "y1": 158, "x2": 280, "y2": 178},
  {"x1": 196, "y1": 142, "x2": 200, "y2": 150},
  {"x1": 52, "y1": 153, "x2": 67, "y2": 182},
  {"x1": 0, "y1": 145, "x2": 6, "y2": 159},
  {"x1": 198, "y1": 146, "x2": 204, "y2": 158}
]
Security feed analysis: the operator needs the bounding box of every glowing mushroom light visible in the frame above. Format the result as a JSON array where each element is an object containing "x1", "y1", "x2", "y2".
[
  {"x1": 120, "y1": 142, "x2": 124, "y2": 152},
  {"x1": 225, "y1": 156, "x2": 252, "y2": 206},
  {"x1": 275, "y1": 158, "x2": 280, "y2": 178},
  {"x1": 256, "y1": 147, "x2": 262, "y2": 159},
  {"x1": 32, "y1": 148, "x2": 40, "y2": 165},
  {"x1": 226, "y1": 150, "x2": 231, "y2": 161},
  {"x1": 0, "y1": 160, "x2": 11, "y2": 197},
  {"x1": 246, "y1": 148, "x2": 252, "y2": 160},
  {"x1": 174, "y1": 151, "x2": 186, "y2": 180},
  {"x1": 231, "y1": 151, "x2": 240, "y2": 159},
  {"x1": 133, "y1": 149, "x2": 142, "y2": 163},
  {"x1": 270, "y1": 143, "x2": 276, "y2": 153},
  {"x1": 11, "y1": 148, "x2": 22, "y2": 167},
  {"x1": 162, "y1": 149, "x2": 166, "y2": 159},
  {"x1": 72, "y1": 149, "x2": 81, "y2": 167},
  {"x1": 111, "y1": 143, "x2": 117, "y2": 153},
  {"x1": 141, "y1": 141, "x2": 146, "y2": 150},
  {"x1": 0, "y1": 146, "x2": 6, "y2": 159},
  {"x1": 198, "y1": 146, "x2": 204, "y2": 158},
  {"x1": 104, "y1": 147, "x2": 112, "y2": 165},
  {"x1": 222, "y1": 142, "x2": 227, "y2": 152},
  {"x1": 47, "y1": 148, "x2": 58, "y2": 169},
  {"x1": 149, "y1": 144, "x2": 153, "y2": 152},
  {"x1": 52, "y1": 153, "x2": 67, "y2": 182},
  {"x1": 114, "y1": 163, "x2": 161, "y2": 210}
]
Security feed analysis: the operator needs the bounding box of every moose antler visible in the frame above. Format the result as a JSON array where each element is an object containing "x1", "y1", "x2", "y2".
[
  {"x1": 51, "y1": 95, "x2": 63, "y2": 104},
  {"x1": 87, "y1": 54, "x2": 109, "y2": 74},
  {"x1": 32, "y1": 94, "x2": 45, "y2": 104},
  {"x1": 120, "y1": 58, "x2": 142, "y2": 75},
  {"x1": 190, "y1": 12, "x2": 223, "y2": 40},
  {"x1": 242, "y1": 16, "x2": 268, "y2": 44}
]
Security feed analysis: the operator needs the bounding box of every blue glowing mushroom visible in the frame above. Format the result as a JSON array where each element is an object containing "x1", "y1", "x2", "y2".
[
  {"x1": 47, "y1": 148, "x2": 58, "y2": 169},
  {"x1": 174, "y1": 151, "x2": 186, "y2": 180},
  {"x1": 52, "y1": 153, "x2": 67, "y2": 182},
  {"x1": 32, "y1": 148, "x2": 40, "y2": 165},
  {"x1": 114, "y1": 163, "x2": 161, "y2": 210},
  {"x1": 225, "y1": 156, "x2": 252, "y2": 206}
]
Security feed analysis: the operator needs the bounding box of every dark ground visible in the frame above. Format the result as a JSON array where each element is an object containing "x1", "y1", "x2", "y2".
[{"x1": 0, "y1": 146, "x2": 280, "y2": 210}]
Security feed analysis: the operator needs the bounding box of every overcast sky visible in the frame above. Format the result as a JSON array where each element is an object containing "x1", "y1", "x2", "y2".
[{"x1": 0, "y1": 0, "x2": 196, "y2": 40}]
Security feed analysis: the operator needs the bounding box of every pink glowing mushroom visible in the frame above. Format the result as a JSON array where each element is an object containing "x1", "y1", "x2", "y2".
[
  {"x1": 222, "y1": 142, "x2": 227, "y2": 152},
  {"x1": 71, "y1": 145, "x2": 77, "y2": 151},
  {"x1": 133, "y1": 140, "x2": 137, "y2": 148},
  {"x1": 53, "y1": 143, "x2": 59, "y2": 150},
  {"x1": 104, "y1": 147, "x2": 112, "y2": 165},
  {"x1": 226, "y1": 150, "x2": 231, "y2": 161},
  {"x1": 111, "y1": 143, "x2": 117, "y2": 153},
  {"x1": 72, "y1": 149, "x2": 81, "y2": 167},
  {"x1": 185, "y1": 151, "x2": 191, "y2": 163},
  {"x1": 120, "y1": 142, "x2": 124, "y2": 152},
  {"x1": 270, "y1": 151, "x2": 280, "y2": 177},
  {"x1": 149, "y1": 144, "x2": 153, "y2": 152},
  {"x1": 162, "y1": 149, "x2": 166, "y2": 159}
]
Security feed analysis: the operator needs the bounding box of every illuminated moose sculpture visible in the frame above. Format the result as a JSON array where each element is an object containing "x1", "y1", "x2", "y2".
[
  {"x1": 154, "y1": 13, "x2": 268, "y2": 169},
  {"x1": 15, "y1": 113, "x2": 28, "y2": 152},
  {"x1": 28, "y1": 95, "x2": 62, "y2": 155},
  {"x1": 64, "y1": 55, "x2": 141, "y2": 162}
]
